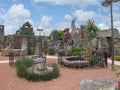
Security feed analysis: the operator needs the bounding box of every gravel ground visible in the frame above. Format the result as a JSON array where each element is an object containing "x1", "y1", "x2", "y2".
[{"x1": 0, "y1": 55, "x2": 118, "y2": 90}]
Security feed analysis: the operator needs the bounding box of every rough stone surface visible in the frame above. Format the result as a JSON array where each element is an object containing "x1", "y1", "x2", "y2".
[
  {"x1": 27, "y1": 57, "x2": 53, "y2": 74},
  {"x1": 0, "y1": 25, "x2": 4, "y2": 43},
  {"x1": 0, "y1": 25, "x2": 4, "y2": 51},
  {"x1": 1, "y1": 49, "x2": 27, "y2": 56},
  {"x1": 51, "y1": 30, "x2": 58, "y2": 41},
  {"x1": 80, "y1": 78, "x2": 117, "y2": 90},
  {"x1": 61, "y1": 56, "x2": 89, "y2": 68},
  {"x1": 33, "y1": 58, "x2": 46, "y2": 71}
]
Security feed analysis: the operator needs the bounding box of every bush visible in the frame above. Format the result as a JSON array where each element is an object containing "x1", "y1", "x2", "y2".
[
  {"x1": 87, "y1": 56, "x2": 95, "y2": 66},
  {"x1": 114, "y1": 54, "x2": 120, "y2": 61},
  {"x1": 42, "y1": 46, "x2": 48, "y2": 54},
  {"x1": 15, "y1": 57, "x2": 60, "y2": 82},
  {"x1": 58, "y1": 50, "x2": 65, "y2": 56},
  {"x1": 28, "y1": 47, "x2": 35, "y2": 55},
  {"x1": 28, "y1": 41, "x2": 35, "y2": 55},
  {"x1": 67, "y1": 47, "x2": 86, "y2": 56},
  {"x1": 15, "y1": 57, "x2": 33, "y2": 78},
  {"x1": 115, "y1": 88, "x2": 120, "y2": 90},
  {"x1": 47, "y1": 48, "x2": 55, "y2": 55}
]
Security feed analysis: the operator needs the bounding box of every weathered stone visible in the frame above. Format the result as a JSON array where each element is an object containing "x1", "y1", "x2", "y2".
[
  {"x1": 80, "y1": 78, "x2": 117, "y2": 90},
  {"x1": 1, "y1": 49, "x2": 27, "y2": 56},
  {"x1": 20, "y1": 21, "x2": 34, "y2": 35},
  {"x1": 0, "y1": 25, "x2": 4, "y2": 43},
  {"x1": 0, "y1": 25, "x2": 4, "y2": 51},
  {"x1": 33, "y1": 58, "x2": 46, "y2": 71},
  {"x1": 51, "y1": 30, "x2": 58, "y2": 41},
  {"x1": 35, "y1": 37, "x2": 43, "y2": 57},
  {"x1": 27, "y1": 57, "x2": 53, "y2": 75},
  {"x1": 61, "y1": 56, "x2": 89, "y2": 68},
  {"x1": 21, "y1": 37, "x2": 28, "y2": 51}
]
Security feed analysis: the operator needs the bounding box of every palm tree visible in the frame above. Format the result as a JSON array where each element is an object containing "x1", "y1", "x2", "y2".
[
  {"x1": 85, "y1": 20, "x2": 99, "y2": 38},
  {"x1": 85, "y1": 19, "x2": 100, "y2": 49}
]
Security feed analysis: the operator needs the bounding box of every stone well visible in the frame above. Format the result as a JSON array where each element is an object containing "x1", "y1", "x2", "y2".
[{"x1": 61, "y1": 56, "x2": 89, "y2": 68}]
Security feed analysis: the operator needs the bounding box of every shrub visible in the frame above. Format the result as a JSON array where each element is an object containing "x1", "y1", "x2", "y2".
[
  {"x1": 28, "y1": 47, "x2": 35, "y2": 55},
  {"x1": 58, "y1": 50, "x2": 65, "y2": 56},
  {"x1": 28, "y1": 41, "x2": 36, "y2": 55},
  {"x1": 115, "y1": 88, "x2": 120, "y2": 90},
  {"x1": 114, "y1": 54, "x2": 120, "y2": 61},
  {"x1": 47, "y1": 48, "x2": 55, "y2": 55},
  {"x1": 116, "y1": 72, "x2": 120, "y2": 77},
  {"x1": 42, "y1": 46, "x2": 48, "y2": 54},
  {"x1": 15, "y1": 57, "x2": 60, "y2": 82},
  {"x1": 15, "y1": 57, "x2": 33, "y2": 78},
  {"x1": 67, "y1": 47, "x2": 86, "y2": 56},
  {"x1": 87, "y1": 56, "x2": 95, "y2": 66}
]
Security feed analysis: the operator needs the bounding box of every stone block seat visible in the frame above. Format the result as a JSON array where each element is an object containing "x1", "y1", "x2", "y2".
[
  {"x1": 80, "y1": 78, "x2": 117, "y2": 90},
  {"x1": 61, "y1": 56, "x2": 89, "y2": 68}
]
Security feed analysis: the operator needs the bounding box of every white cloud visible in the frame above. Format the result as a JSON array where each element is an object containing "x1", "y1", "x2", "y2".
[
  {"x1": 4, "y1": 4, "x2": 30, "y2": 20},
  {"x1": 74, "y1": 10, "x2": 97, "y2": 22},
  {"x1": 64, "y1": 14, "x2": 72, "y2": 21},
  {"x1": 1, "y1": 4, "x2": 53, "y2": 36},
  {"x1": 33, "y1": 0, "x2": 79, "y2": 5},
  {"x1": 98, "y1": 21, "x2": 120, "y2": 32},
  {"x1": 39, "y1": 15, "x2": 52, "y2": 29},
  {"x1": 56, "y1": 22, "x2": 70, "y2": 30},
  {"x1": 98, "y1": 23, "x2": 109, "y2": 30},
  {"x1": 34, "y1": 15, "x2": 53, "y2": 36},
  {"x1": 97, "y1": 10, "x2": 120, "y2": 31},
  {"x1": 114, "y1": 21, "x2": 120, "y2": 31},
  {"x1": 79, "y1": 0, "x2": 99, "y2": 8},
  {"x1": 2, "y1": 4, "x2": 31, "y2": 35},
  {"x1": 33, "y1": 0, "x2": 99, "y2": 6}
]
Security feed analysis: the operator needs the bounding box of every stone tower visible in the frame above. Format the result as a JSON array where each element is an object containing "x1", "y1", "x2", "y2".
[{"x1": 0, "y1": 25, "x2": 4, "y2": 43}]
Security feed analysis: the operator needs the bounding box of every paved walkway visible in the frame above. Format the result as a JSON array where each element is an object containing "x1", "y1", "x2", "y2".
[
  {"x1": 0, "y1": 56, "x2": 120, "y2": 66},
  {"x1": 108, "y1": 58, "x2": 120, "y2": 66},
  {"x1": 0, "y1": 55, "x2": 58, "y2": 63},
  {"x1": 0, "y1": 55, "x2": 119, "y2": 90}
]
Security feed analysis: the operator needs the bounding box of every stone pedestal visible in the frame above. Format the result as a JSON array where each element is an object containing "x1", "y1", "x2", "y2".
[
  {"x1": 27, "y1": 57, "x2": 53, "y2": 75},
  {"x1": 35, "y1": 42, "x2": 42, "y2": 57},
  {"x1": 33, "y1": 58, "x2": 46, "y2": 71}
]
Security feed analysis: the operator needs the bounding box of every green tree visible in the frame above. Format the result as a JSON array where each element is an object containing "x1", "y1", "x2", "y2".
[
  {"x1": 85, "y1": 19, "x2": 99, "y2": 39},
  {"x1": 85, "y1": 19, "x2": 100, "y2": 48},
  {"x1": 58, "y1": 30, "x2": 64, "y2": 40},
  {"x1": 46, "y1": 30, "x2": 64, "y2": 40}
]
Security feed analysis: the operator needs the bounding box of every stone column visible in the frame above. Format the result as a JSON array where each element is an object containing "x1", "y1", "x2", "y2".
[
  {"x1": 21, "y1": 37, "x2": 28, "y2": 55},
  {"x1": 35, "y1": 38, "x2": 42, "y2": 57},
  {"x1": 36, "y1": 42, "x2": 39, "y2": 56},
  {"x1": 0, "y1": 25, "x2": 4, "y2": 42},
  {"x1": 0, "y1": 25, "x2": 4, "y2": 51}
]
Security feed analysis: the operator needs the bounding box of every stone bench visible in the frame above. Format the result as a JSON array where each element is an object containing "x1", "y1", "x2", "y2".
[{"x1": 80, "y1": 78, "x2": 117, "y2": 90}]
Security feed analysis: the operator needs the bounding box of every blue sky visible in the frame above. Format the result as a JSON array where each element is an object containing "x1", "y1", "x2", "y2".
[{"x1": 0, "y1": 0, "x2": 120, "y2": 35}]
